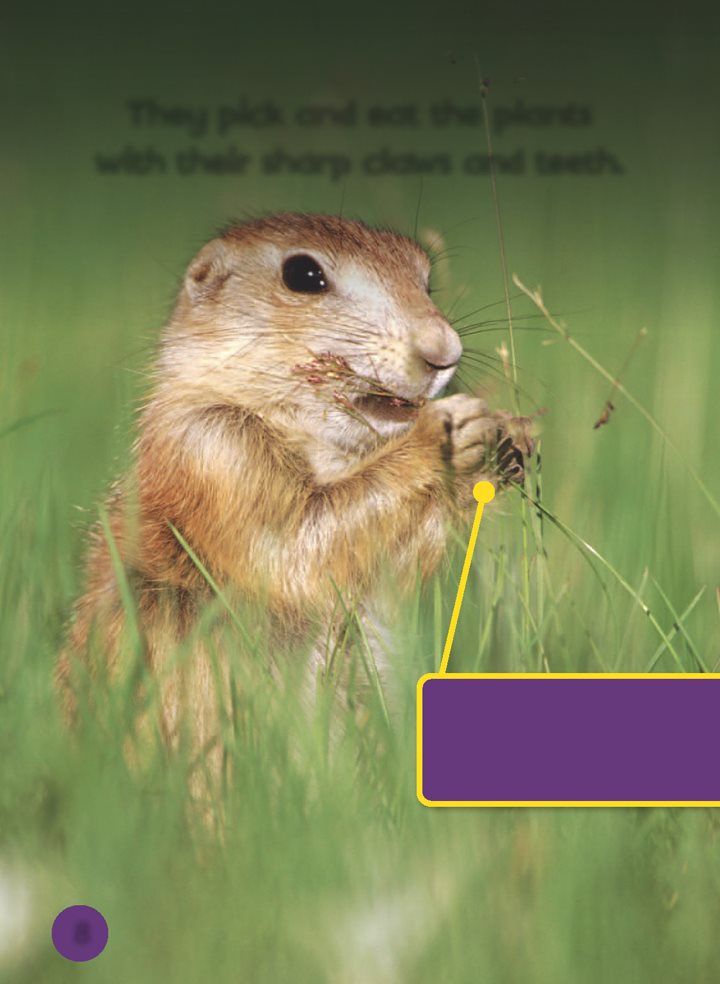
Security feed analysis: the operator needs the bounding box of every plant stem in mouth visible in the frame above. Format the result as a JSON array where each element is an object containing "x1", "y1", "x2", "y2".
[
  {"x1": 353, "y1": 393, "x2": 424, "y2": 424},
  {"x1": 292, "y1": 350, "x2": 426, "y2": 422}
]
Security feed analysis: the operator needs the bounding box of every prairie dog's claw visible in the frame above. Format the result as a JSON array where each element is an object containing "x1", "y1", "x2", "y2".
[{"x1": 432, "y1": 395, "x2": 536, "y2": 489}]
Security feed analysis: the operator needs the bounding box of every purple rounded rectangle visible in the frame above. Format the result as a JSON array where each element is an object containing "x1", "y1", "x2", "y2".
[{"x1": 418, "y1": 674, "x2": 720, "y2": 806}]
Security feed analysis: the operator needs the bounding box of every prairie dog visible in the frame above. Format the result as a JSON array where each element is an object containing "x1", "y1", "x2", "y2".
[{"x1": 58, "y1": 213, "x2": 533, "y2": 753}]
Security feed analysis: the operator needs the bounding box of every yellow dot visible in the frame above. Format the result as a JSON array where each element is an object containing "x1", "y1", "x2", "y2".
[{"x1": 473, "y1": 481, "x2": 496, "y2": 504}]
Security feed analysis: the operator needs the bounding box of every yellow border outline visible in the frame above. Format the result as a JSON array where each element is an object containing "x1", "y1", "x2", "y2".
[
  {"x1": 417, "y1": 482, "x2": 719, "y2": 808},
  {"x1": 417, "y1": 672, "x2": 720, "y2": 808}
]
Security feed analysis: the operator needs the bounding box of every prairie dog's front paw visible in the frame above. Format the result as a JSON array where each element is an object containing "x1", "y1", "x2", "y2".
[
  {"x1": 430, "y1": 394, "x2": 536, "y2": 491},
  {"x1": 431, "y1": 393, "x2": 497, "y2": 476}
]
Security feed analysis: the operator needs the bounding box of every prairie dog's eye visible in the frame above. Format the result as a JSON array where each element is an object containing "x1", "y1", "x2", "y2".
[{"x1": 282, "y1": 254, "x2": 328, "y2": 293}]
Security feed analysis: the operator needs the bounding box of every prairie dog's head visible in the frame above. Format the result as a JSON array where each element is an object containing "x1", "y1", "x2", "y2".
[{"x1": 162, "y1": 213, "x2": 462, "y2": 451}]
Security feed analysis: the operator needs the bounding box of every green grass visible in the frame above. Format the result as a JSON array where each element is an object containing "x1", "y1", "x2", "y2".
[
  {"x1": 2, "y1": 274, "x2": 720, "y2": 982},
  {"x1": 4, "y1": 0, "x2": 720, "y2": 974},
  {"x1": 2, "y1": 144, "x2": 720, "y2": 981}
]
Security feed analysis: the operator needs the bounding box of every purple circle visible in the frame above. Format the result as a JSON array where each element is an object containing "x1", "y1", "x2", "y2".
[{"x1": 52, "y1": 905, "x2": 108, "y2": 962}]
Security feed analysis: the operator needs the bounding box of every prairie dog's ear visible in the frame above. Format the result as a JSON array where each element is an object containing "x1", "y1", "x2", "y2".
[{"x1": 185, "y1": 239, "x2": 231, "y2": 303}]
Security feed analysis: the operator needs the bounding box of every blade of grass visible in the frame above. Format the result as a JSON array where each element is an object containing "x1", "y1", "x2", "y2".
[
  {"x1": 649, "y1": 577, "x2": 707, "y2": 672},
  {"x1": 168, "y1": 522, "x2": 258, "y2": 657},
  {"x1": 614, "y1": 567, "x2": 650, "y2": 669},
  {"x1": 474, "y1": 546, "x2": 506, "y2": 670},
  {"x1": 327, "y1": 575, "x2": 390, "y2": 729},
  {"x1": 515, "y1": 485, "x2": 683, "y2": 668},
  {"x1": 513, "y1": 273, "x2": 720, "y2": 520},
  {"x1": 433, "y1": 575, "x2": 443, "y2": 665},
  {"x1": 98, "y1": 506, "x2": 143, "y2": 655},
  {"x1": 644, "y1": 586, "x2": 707, "y2": 671},
  {"x1": 568, "y1": 598, "x2": 609, "y2": 672},
  {"x1": 0, "y1": 408, "x2": 62, "y2": 439},
  {"x1": 97, "y1": 506, "x2": 151, "y2": 729},
  {"x1": 473, "y1": 61, "x2": 537, "y2": 658}
]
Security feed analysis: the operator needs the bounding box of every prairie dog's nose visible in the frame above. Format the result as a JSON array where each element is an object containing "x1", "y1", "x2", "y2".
[{"x1": 413, "y1": 319, "x2": 463, "y2": 371}]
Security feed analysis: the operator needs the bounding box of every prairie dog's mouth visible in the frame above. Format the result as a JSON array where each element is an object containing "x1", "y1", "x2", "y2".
[
  {"x1": 352, "y1": 391, "x2": 426, "y2": 423},
  {"x1": 291, "y1": 351, "x2": 427, "y2": 424}
]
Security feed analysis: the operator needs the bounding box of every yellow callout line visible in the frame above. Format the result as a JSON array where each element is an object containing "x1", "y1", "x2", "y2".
[{"x1": 438, "y1": 481, "x2": 495, "y2": 675}]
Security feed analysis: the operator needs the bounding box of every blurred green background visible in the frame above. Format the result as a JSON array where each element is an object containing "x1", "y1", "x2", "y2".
[{"x1": 2, "y1": 2, "x2": 719, "y2": 981}]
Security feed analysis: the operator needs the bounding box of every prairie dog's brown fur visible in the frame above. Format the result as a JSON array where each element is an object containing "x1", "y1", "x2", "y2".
[{"x1": 57, "y1": 213, "x2": 533, "y2": 755}]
